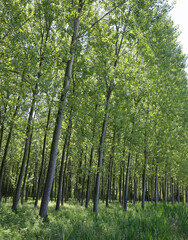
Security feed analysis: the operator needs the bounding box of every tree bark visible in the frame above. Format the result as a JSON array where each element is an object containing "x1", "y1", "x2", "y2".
[
  {"x1": 155, "y1": 165, "x2": 158, "y2": 205},
  {"x1": 119, "y1": 162, "x2": 122, "y2": 203},
  {"x1": 21, "y1": 130, "x2": 33, "y2": 204},
  {"x1": 81, "y1": 149, "x2": 87, "y2": 206},
  {"x1": 93, "y1": 86, "x2": 112, "y2": 214},
  {"x1": 35, "y1": 107, "x2": 51, "y2": 207},
  {"x1": 182, "y1": 185, "x2": 184, "y2": 204},
  {"x1": 39, "y1": 10, "x2": 81, "y2": 218},
  {"x1": 124, "y1": 152, "x2": 132, "y2": 211},
  {"x1": 85, "y1": 105, "x2": 97, "y2": 208},
  {"x1": 0, "y1": 104, "x2": 8, "y2": 154},
  {"x1": 142, "y1": 132, "x2": 148, "y2": 210},
  {"x1": 172, "y1": 178, "x2": 174, "y2": 205},
  {"x1": 133, "y1": 157, "x2": 137, "y2": 204},
  {"x1": 12, "y1": 88, "x2": 37, "y2": 211},
  {"x1": 56, "y1": 112, "x2": 72, "y2": 210},
  {"x1": 0, "y1": 97, "x2": 20, "y2": 203},
  {"x1": 106, "y1": 131, "x2": 115, "y2": 207},
  {"x1": 164, "y1": 172, "x2": 167, "y2": 204}
]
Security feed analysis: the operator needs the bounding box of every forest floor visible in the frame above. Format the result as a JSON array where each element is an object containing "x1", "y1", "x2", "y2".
[{"x1": 0, "y1": 200, "x2": 187, "y2": 240}]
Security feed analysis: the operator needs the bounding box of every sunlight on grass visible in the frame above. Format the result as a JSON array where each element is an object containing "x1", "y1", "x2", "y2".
[{"x1": 0, "y1": 200, "x2": 187, "y2": 240}]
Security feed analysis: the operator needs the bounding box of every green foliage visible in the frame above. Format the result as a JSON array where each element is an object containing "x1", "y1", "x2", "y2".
[{"x1": 0, "y1": 200, "x2": 187, "y2": 240}]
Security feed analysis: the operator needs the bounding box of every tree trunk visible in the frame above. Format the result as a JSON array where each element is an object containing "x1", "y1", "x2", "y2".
[
  {"x1": 177, "y1": 182, "x2": 180, "y2": 203},
  {"x1": 35, "y1": 107, "x2": 51, "y2": 207},
  {"x1": 182, "y1": 185, "x2": 184, "y2": 204},
  {"x1": 155, "y1": 165, "x2": 158, "y2": 205},
  {"x1": 21, "y1": 131, "x2": 33, "y2": 204},
  {"x1": 85, "y1": 146, "x2": 94, "y2": 208},
  {"x1": 172, "y1": 178, "x2": 174, "y2": 205},
  {"x1": 12, "y1": 88, "x2": 37, "y2": 211},
  {"x1": 56, "y1": 112, "x2": 72, "y2": 210},
  {"x1": 106, "y1": 131, "x2": 115, "y2": 207},
  {"x1": 85, "y1": 105, "x2": 97, "y2": 208},
  {"x1": 124, "y1": 152, "x2": 132, "y2": 211},
  {"x1": 142, "y1": 133, "x2": 148, "y2": 210},
  {"x1": 133, "y1": 157, "x2": 137, "y2": 204},
  {"x1": 61, "y1": 149, "x2": 69, "y2": 205},
  {"x1": 106, "y1": 159, "x2": 112, "y2": 207},
  {"x1": 93, "y1": 86, "x2": 112, "y2": 214},
  {"x1": 164, "y1": 172, "x2": 167, "y2": 204},
  {"x1": 81, "y1": 150, "x2": 87, "y2": 206},
  {"x1": 0, "y1": 97, "x2": 20, "y2": 203},
  {"x1": 122, "y1": 159, "x2": 126, "y2": 205},
  {"x1": 0, "y1": 104, "x2": 7, "y2": 154},
  {"x1": 39, "y1": 12, "x2": 81, "y2": 218},
  {"x1": 119, "y1": 162, "x2": 122, "y2": 203}
]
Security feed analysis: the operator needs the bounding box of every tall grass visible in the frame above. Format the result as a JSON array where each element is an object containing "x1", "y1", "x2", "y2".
[{"x1": 0, "y1": 200, "x2": 187, "y2": 239}]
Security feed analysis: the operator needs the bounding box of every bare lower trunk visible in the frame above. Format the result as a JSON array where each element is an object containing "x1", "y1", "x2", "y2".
[
  {"x1": 85, "y1": 105, "x2": 97, "y2": 208},
  {"x1": 0, "y1": 97, "x2": 20, "y2": 203},
  {"x1": 39, "y1": 13, "x2": 81, "y2": 218},
  {"x1": 56, "y1": 112, "x2": 72, "y2": 210},
  {"x1": 119, "y1": 162, "x2": 122, "y2": 203},
  {"x1": 155, "y1": 165, "x2": 158, "y2": 205},
  {"x1": 142, "y1": 135, "x2": 148, "y2": 210},
  {"x1": 182, "y1": 185, "x2": 184, "y2": 204},
  {"x1": 0, "y1": 104, "x2": 7, "y2": 153},
  {"x1": 93, "y1": 87, "x2": 112, "y2": 214},
  {"x1": 106, "y1": 159, "x2": 112, "y2": 207},
  {"x1": 177, "y1": 182, "x2": 180, "y2": 203},
  {"x1": 35, "y1": 107, "x2": 51, "y2": 207},
  {"x1": 133, "y1": 157, "x2": 137, "y2": 204},
  {"x1": 85, "y1": 146, "x2": 94, "y2": 208},
  {"x1": 81, "y1": 151, "x2": 87, "y2": 206},
  {"x1": 21, "y1": 131, "x2": 33, "y2": 204},
  {"x1": 172, "y1": 178, "x2": 174, "y2": 205},
  {"x1": 106, "y1": 131, "x2": 115, "y2": 207},
  {"x1": 164, "y1": 172, "x2": 167, "y2": 204},
  {"x1": 12, "y1": 89, "x2": 36, "y2": 211},
  {"x1": 124, "y1": 152, "x2": 131, "y2": 211}
]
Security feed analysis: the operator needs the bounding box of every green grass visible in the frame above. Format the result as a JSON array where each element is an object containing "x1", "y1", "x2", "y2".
[{"x1": 0, "y1": 200, "x2": 187, "y2": 240}]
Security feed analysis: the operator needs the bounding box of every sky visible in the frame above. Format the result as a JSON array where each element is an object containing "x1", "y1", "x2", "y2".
[{"x1": 169, "y1": 0, "x2": 188, "y2": 66}]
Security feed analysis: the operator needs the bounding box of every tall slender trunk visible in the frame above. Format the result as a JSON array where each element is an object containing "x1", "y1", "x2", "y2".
[
  {"x1": 93, "y1": 87, "x2": 112, "y2": 214},
  {"x1": 39, "y1": 12, "x2": 81, "y2": 218},
  {"x1": 172, "y1": 178, "x2": 174, "y2": 205},
  {"x1": 122, "y1": 157, "x2": 126, "y2": 205},
  {"x1": 142, "y1": 132, "x2": 148, "y2": 210},
  {"x1": 182, "y1": 185, "x2": 184, "y2": 204},
  {"x1": 106, "y1": 131, "x2": 115, "y2": 207},
  {"x1": 133, "y1": 157, "x2": 137, "y2": 204},
  {"x1": 12, "y1": 88, "x2": 37, "y2": 211},
  {"x1": 119, "y1": 161, "x2": 123, "y2": 203},
  {"x1": 0, "y1": 97, "x2": 20, "y2": 203},
  {"x1": 21, "y1": 131, "x2": 33, "y2": 204},
  {"x1": 177, "y1": 182, "x2": 180, "y2": 203},
  {"x1": 164, "y1": 172, "x2": 167, "y2": 204},
  {"x1": 56, "y1": 112, "x2": 72, "y2": 210},
  {"x1": 155, "y1": 165, "x2": 158, "y2": 205},
  {"x1": 85, "y1": 105, "x2": 97, "y2": 208},
  {"x1": 81, "y1": 150, "x2": 87, "y2": 206},
  {"x1": 35, "y1": 107, "x2": 51, "y2": 207},
  {"x1": 124, "y1": 152, "x2": 132, "y2": 211},
  {"x1": 61, "y1": 148, "x2": 69, "y2": 205},
  {"x1": 0, "y1": 104, "x2": 8, "y2": 154},
  {"x1": 106, "y1": 158, "x2": 112, "y2": 207}
]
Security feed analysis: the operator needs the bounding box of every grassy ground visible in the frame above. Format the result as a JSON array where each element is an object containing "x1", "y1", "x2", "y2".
[{"x1": 0, "y1": 200, "x2": 187, "y2": 240}]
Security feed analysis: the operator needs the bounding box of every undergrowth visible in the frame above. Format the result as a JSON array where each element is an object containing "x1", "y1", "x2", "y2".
[{"x1": 0, "y1": 200, "x2": 187, "y2": 240}]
